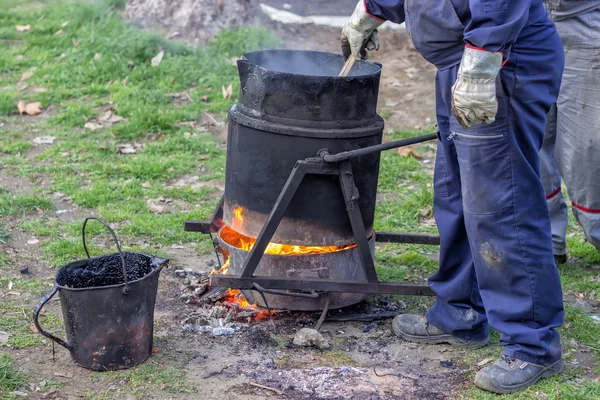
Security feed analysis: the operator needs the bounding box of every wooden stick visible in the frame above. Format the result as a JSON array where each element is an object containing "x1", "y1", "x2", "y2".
[
  {"x1": 249, "y1": 382, "x2": 284, "y2": 395},
  {"x1": 338, "y1": 56, "x2": 357, "y2": 77}
]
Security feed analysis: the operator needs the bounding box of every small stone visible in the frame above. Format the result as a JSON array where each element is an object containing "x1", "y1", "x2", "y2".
[
  {"x1": 19, "y1": 267, "x2": 29, "y2": 274},
  {"x1": 440, "y1": 360, "x2": 454, "y2": 368},
  {"x1": 293, "y1": 328, "x2": 330, "y2": 350},
  {"x1": 212, "y1": 327, "x2": 235, "y2": 336},
  {"x1": 174, "y1": 269, "x2": 187, "y2": 278}
]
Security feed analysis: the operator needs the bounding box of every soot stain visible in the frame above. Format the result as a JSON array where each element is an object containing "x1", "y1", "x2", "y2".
[
  {"x1": 56, "y1": 252, "x2": 154, "y2": 288},
  {"x1": 480, "y1": 242, "x2": 503, "y2": 268}
]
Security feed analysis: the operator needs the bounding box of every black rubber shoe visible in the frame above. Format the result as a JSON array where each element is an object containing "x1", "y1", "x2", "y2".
[
  {"x1": 474, "y1": 355, "x2": 564, "y2": 394},
  {"x1": 392, "y1": 314, "x2": 489, "y2": 349},
  {"x1": 554, "y1": 254, "x2": 567, "y2": 265}
]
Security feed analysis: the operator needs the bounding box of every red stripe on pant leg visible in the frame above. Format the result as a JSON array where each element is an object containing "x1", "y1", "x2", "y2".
[
  {"x1": 572, "y1": 201, "x2": 600, "y2": 214},
  {"x1": 546, "y1": 187, "x2": 561, "y2": 200}
]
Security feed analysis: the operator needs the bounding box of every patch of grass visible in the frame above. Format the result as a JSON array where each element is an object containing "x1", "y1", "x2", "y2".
[
  {"x1": 0, "y1": 300, "x2": 60, "y2": 349},
  {"x1": 0, "y1": 193, "x2": 54, "y2": 217},
  {"x1": 41, "y1": 237, "x2": 99, "y2": 267},
  {"x1": 108, "y1": 360, "x2": 197, "y2": 396},
  {"x1": 0, "y1": 140, "x2": 31, "y2": 155},
  {"x1": 0, "y1": 355, "x2": 24, "y2": 398},
  {"x1": 0, "y1": 277, "x2": 53, "y2": 296},
  {"x1": 20, "y1": 217, "x2": 61, "y2": 237},
  {"x1": 321, "y1": 351, "x2": 357, "y2": 367}
]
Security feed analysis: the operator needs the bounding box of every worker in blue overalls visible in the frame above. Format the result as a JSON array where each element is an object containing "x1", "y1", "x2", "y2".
[{"x1": 341, "y1": 0, "x2": 565, "y2": 394}]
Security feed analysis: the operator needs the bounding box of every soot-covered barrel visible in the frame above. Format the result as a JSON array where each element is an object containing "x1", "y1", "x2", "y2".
[{"x1": 224, "y1": 50, "x2": 383, "y2": 246}]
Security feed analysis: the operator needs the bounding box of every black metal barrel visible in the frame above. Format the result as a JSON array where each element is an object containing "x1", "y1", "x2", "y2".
[{"x1": 224, "y1": 50, "x2": 384, "y2": 246}]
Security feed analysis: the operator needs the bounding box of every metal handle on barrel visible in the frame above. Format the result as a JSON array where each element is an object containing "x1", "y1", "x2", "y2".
[
  {"x1": 82, "y1": 217, "x2": 130, "y2": 294},
  {"x1": 33, "y1": 287, "x2": 73, "y2": 352}
]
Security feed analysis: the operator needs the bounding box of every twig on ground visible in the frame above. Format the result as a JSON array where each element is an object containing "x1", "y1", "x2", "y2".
[
  {"x1": 373, "y1": 365, "x2": 421, "y2": 380},
  {"x1": 249, "y1": 382, "x2": 284, "y2": 396}
]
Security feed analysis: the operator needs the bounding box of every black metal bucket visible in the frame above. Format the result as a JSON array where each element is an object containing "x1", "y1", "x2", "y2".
[{"x1": 33, "y1": 217, "x2": 168, "y2": 371}]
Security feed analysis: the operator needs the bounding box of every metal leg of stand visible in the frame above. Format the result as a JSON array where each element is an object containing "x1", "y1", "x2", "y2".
[
  {"x1": 338, "y1": 160, "x2": 378, "y2": 283},
  {"x1": 240, "y1": 163, "x2": 307, "y2": 278}
]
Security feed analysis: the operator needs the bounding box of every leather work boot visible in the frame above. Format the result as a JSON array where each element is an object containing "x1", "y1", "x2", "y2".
[
  {"x1": 474, "y1": 355, "x2": 564, "y2": 394},
  {"x1": 392, "y1": 314, "x2": 489, "y2": 349}
]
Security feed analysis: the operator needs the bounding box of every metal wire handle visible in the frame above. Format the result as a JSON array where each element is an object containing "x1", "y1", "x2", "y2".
[{"x1": 82, "y1": 217, "x2": 130, "y2": 295}]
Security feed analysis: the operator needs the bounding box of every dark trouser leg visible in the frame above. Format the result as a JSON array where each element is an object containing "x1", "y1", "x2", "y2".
[
  {"x1": 426, "y1": 73, "x2": 488, "y2": 342},
  {"x1": 428, "y1": 21, "x2": 565, "y2": 364}
]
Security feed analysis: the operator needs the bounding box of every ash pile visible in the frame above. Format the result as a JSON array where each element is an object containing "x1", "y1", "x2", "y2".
[{"x1": 175, "y1": 267, "x2": 271, "y2": 336}]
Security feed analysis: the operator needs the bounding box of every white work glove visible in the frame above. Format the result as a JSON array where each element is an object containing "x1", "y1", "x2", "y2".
[
  {"x1": 451, "y1": 46, "x2": 503, "y2": 128},
  {"x1": 341, "y1": 0, "x2": 384, "y2": 60}
]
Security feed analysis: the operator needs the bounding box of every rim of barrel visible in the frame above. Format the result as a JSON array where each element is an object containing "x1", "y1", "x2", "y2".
[
  {"x1": 54, "y1": 252, "x2": 165, "y2": 292},
  {"x1": 238, "y1": 49, "x2": 382, "y2": 78}
]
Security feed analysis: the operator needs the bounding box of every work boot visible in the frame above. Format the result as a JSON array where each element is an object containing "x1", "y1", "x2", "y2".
[
  {"x1": 474, "y1": 355, "x2": 564, "y2": 394},
  {"x1": 554, "y1": 253, "x2": 567, "y2": 265},
  {"x1": 392, "y1": 314, "x2": 489, "y2": 349}
]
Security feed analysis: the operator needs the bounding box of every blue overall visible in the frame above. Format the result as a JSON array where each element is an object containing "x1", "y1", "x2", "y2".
[{"x1": 365, "y1": 0, "x2": 565, "y2": 364}]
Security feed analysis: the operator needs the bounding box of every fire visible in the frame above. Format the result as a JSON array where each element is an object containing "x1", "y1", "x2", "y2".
[
  {"x1": 225, "y1": 208, "x2": 356, "y2": 255},
  {"x1": 233, "y1": 207, "x2": 244, "y2": 221}
]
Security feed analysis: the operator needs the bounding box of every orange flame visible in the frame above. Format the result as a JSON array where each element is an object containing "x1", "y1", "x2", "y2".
[{"x1": 224, "y1": 208, "x2": 356, "y2": 255}]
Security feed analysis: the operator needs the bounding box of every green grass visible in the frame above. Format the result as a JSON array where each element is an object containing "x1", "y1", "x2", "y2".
[
  {"x1": 0, "y1": 193, "x2": 54, "y2": 217},
  {"x1": 0, "y1": 355, "x2": 24, "y2": 398}
]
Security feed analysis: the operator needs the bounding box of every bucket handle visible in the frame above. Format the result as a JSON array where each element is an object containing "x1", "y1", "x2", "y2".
[
  {"x1": 33, "y1": 287, "x2": 73, "y2": 352},
  {"x1": 82, "y1": 217, "x2": 130, "y2": 295}
]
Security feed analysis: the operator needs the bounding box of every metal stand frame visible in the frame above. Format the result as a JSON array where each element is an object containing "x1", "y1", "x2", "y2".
[{"x1": 185, "y1": 133, "x2": 440, "y2": 297}]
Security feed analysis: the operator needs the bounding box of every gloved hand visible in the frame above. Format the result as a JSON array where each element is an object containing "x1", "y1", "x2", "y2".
[
  {"x1": 341, "y1": 0, "x2": 384, "y2": 60},
  {"x1": 451, "y1": 46, "x2": 503, "y2": 128}
]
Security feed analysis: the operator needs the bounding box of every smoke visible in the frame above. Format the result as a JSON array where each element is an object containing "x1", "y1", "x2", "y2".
[{"x1": 243, "y1": 50, "x2": 380, "y2": 77}]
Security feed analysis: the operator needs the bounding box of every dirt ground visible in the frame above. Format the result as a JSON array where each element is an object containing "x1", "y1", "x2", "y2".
[{"x1": 3, "y1": 1, "x2": 598, "y2": 399}]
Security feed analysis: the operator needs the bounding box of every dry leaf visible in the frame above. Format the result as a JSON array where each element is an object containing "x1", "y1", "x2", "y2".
[
  {"x1": 476, "y1": 358, "x2": 493, "y2": 367},
  {"x1": 99, "y1": 110, "x2": 113, "y2": 121},
  {"x1": 36, "y1": 207, "x2": 44, "y2": 214},
  {"x1": 0, "y1": 331, "x2": 9, "y2": 343},
  {"x1": 31, "y1": 87, "x2": 49, "y2": 93},
  {"x1": 397, "y1": 146, "x2": 423, "y2": 160},
  {"x1": 54, "y1": 29, "x2": 63, "y2": 36},
  {"x1": 121, "y1": 77, "x2": 127, "y2": 86},
  {"x1": 17, "y1": 101, "x2": 43, "y2": 116},
  {"x1": 53, "y1": 371, "x2": 73, "y2": 379},
  {"x1": 178, "y1": 121, "x2": 196, "y2": 129},
  {"x1": 147, "y1": 199, "x2": 167, "y2": 214},
  {"x1": 199, "y1": 154, "x2": 210, "y2": 160},
  {"x1": 222, "y1": 84, "x2": 233, "y2": 100},
  {"x1": 117, "y1": 144, "x2": 138, "y2": 154},
  {"x1": 8, "y1": 292, "x2": 21, "y2": 296},
  {"x1": 16, "y1": 82, "x2": 28, "y2": 92},
  {"x1": 200, "y1": 95, "x2": 209, "y2": 102},
  {"x1": 151, "y1": 50, "x2": 164, "y2": 67},
  {"x1": 564, "y1": 322, "x2": 572, "y2": 329},
  {"x1": 94, "y1": 53, "x2": 102, "y2": 61},
  {"x1": 72, "y1": 39, "x2": 79, "y2": 47},
  {"x1": 183, "y1": 132, "x2": 191, "y2": 139},
  {"x1": 32, "y1": 136, "x2": 55, "y2": 145},
  {"x1": 19, "y1": 71, "x2": 33, "y2": 82},
  {"x1": 29, "y1": 325, "x2": 39, "y2": 334},
  {"x1": 16, "y1": 25, "x2": 31, "y2": 32},
  {"x1": 8, "y1": 281, "x2": 13, "y2": 291},
  {"x1": 27, "y1": 238, "x2": 40, "y2": 245},
  {"x1": 84, "y1": 121, "x2": 102, "y2": 131}
]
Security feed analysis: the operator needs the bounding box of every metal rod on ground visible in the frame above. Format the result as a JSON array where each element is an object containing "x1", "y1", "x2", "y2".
[
  {"x1": 252, "y1": 283, "x2": 277, "y2": 333},
  {"x1": 315, "y1": 294, "x2": 330, "y2": 332},
  {"x1": 339, "y1": 56, "x2": 357, "y2": 77}
]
